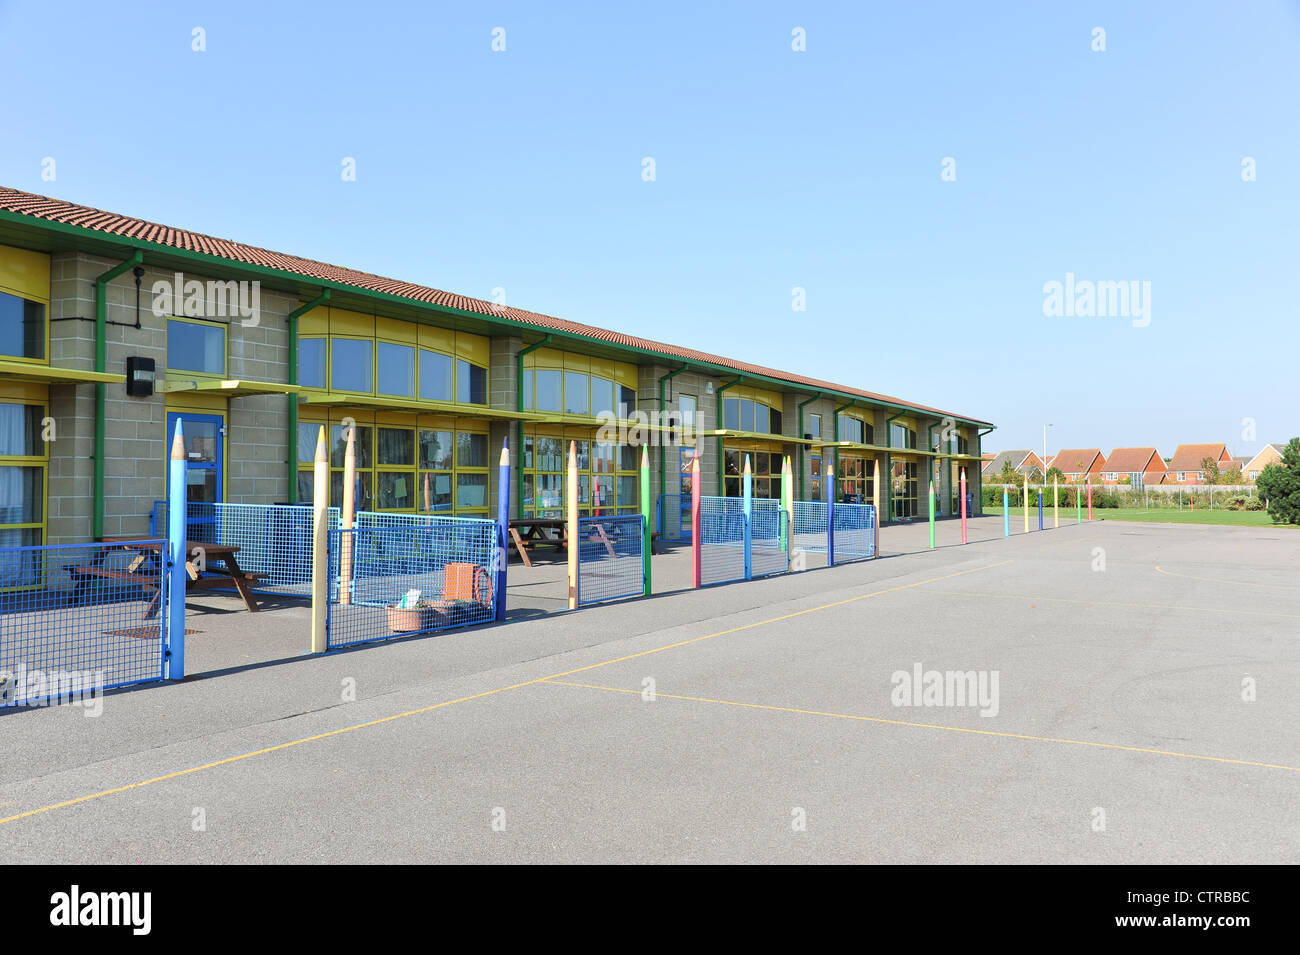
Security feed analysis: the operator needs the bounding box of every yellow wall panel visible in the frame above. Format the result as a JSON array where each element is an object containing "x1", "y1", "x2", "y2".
[
  {"x1": 454, "y1": 331, "x2": 490, "y2": 367},
  {"x1": 376, "y1": 316, "x2": 416, "y2": 344},
  {"x1": 0, "y1": 380, "x2": 48, "y2": 403},
  {"x1": 298, "y1": 304, "x2": 328, "y2": 335},
  {"x1": 527, "y1": 347, "x2": 564, "y2": 370},
  {"x1": 329, "y1": 307, "x2": 374, "y2": 338},
  {"x1": 417, "y1": 324, "x2": 455, "y2": 353},
  {"x1": 0, "y1": 245, "x2": 51, "y2": 301},
  {"x1": 588, "y1": 357, "x2": 615, "y2": 381},
  {"x1": 614, "y1": 361, "x2": 638, "y2": 388}
]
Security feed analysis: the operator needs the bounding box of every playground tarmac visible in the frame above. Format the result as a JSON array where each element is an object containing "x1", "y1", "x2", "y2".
[{"x1": 1, "y1": 514, "x2": 1297, "y2": 863}]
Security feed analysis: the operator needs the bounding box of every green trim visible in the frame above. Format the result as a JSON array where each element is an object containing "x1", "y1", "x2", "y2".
[
  {"x1": 516, "y1": 335, "x2": 552, "y2": 519},
  {"x1": 0, "y1": 210, "x2": 993, "y2": 430},
  {"x1": 657, "y1": 364, "x2": 688, "y2": 511},
  {"x1": 93, "y1": 250, "x2": 142, "y2": 539},
  {"x1": 285, "y1": 289, "x2": 330, "y2": 504},
  {"x1": 797, "y1": 392, "x2": 823, "y2": 501},
  {"x1": 715, "y1": 378, "x2": 742, "y2": 496}
]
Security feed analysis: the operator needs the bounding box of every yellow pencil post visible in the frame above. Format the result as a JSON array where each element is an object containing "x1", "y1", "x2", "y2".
[
  {"x1": 309, "y1": 426, "x2": 329, "y2": 653},
  {"x1": 339, "y1": 424, "x2": 356, "y2": 605},
  {"x1": 567, "y1": 440, "x2": 578, "y2": 610},
  {"x1": 1023, "y1": 474, "x2": 1029, "y2": 533},
  {"x1": 872, "y1": 458, "x2": 881, "y2": 554},
  {"x1": 1053, "y1": 477, "x2": 1059, "y2": 528}
]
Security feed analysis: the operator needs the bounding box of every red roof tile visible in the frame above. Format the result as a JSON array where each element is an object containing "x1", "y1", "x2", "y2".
[
  {"x1": 1166, "y1": 444, "x2": 1229, "y2": 471},
  {"x1": 1104, "y1": 447, "x2": 1164, "y2": 473},
  {"x1": 0, "y1": 186, "x2": 990, "y2": 425}
]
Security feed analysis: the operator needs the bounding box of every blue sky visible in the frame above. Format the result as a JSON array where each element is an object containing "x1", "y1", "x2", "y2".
[{"x1": 2, "y1": 0, "x2": 1296, "y2": 457}]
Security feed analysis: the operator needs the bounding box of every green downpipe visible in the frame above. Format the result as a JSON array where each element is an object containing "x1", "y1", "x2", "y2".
[
  {"x1": 885, "y1": 411, "x2": 906, "y2": 523},
  {"x1": 797, "y1": 392, "x2": 822, "y2": 501},
  {"x1": 285, "y1": 289, "x2": 331, "y2": 504},
  {"x1": 657, "y1": 364, "x2": 688, "y2": 518},
  {"x1": 977, "y1": 426, "x2": 996, "y2": 516},
  {"x1": 715, "y1": 378, "x2": 742, "y2": 495},
  {"x1": 93, "y1": 250, "x2": 143, "y2": 539},
  {"x1": 516, "y1": 335, "x2": 551, "y2": 518}
]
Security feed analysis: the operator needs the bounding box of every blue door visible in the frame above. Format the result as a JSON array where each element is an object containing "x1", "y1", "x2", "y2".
[{"x1": 165, "y1": 411, "x2": 224, "y2": 541}]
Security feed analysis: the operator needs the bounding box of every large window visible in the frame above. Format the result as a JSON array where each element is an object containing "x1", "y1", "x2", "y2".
[
  {"x1": 521, "y1": 350, "x2": 638, "y2": 419},
  {"x1": 724, "y1": 397, "x2": 781, "y2": 435},
  {"x1": 836, "y1": 455, "x2": 873, "y2": 504},
  {"x1": 807, "y1": 414, "x2": 821, "y2": 440},
  {"x1": 457, "y1": 360, "x2": 487, "y2": 405},
  {"x1": 331, "y1": 339, "x2": 373, "y2": 393},
  {"x1": 522, "y1": 431, "x2": 640, "y2": 517},
  {"x1": 838, "y1": 414, "x2": 871, "y2": 445},
  {"x1": 419, "y1": 350, "x2": 454, "y2": 402},
  {"x1": 890, "y1": 422, "x2": 918, "y2": 450},
  {"x1": 167, "y1": 318, "x2": 226, "y2": 376},
  {"x1": 892, "y1": 460, "x2": 919, "y2": 519},
  {"x1": 299, "y1": 338, "x2": 326, "y2": 388},
  {"x1": 0, "y1": 401, "x2": 47, "y2": 567},
  {"x1": 0, "y1": 290, "x2": 45, "y2": 360},
  {"x1": 378, "y1": 343, "x2": 415, "y2": 398},
  {"x1": 723, "y1": 447, "x2": 784, "y2": 499},
  {"x1": 297, "y1": 416, "x2": 489, "y2": 515}
]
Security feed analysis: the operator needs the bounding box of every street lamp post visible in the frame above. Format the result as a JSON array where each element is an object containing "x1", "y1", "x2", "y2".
[{"x1": 1042, "y1": 423, "x2": 1053, "y2": 488}]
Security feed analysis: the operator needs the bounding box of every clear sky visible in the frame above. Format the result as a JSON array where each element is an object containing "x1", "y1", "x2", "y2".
[{"x1": 2, "y1": 0, "x2": 1296, "y2": 458}]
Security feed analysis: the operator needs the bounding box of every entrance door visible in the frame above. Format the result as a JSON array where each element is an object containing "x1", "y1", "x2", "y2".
[{"x1": 165, "y1": 411, "x2": 223, "y2": 540}]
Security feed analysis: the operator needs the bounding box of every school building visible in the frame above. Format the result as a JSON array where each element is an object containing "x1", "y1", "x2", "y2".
[{"x1": 0, "y1": 186, "x2": 994, "y2": 558}]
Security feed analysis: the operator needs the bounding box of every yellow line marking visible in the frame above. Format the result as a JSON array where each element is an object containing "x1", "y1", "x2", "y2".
[
  {"x1": 543, "y1": 680, "x2": 1300, "y2": 773},
  {"x1": 1155, "y1": 565, "x2": 1300, "y2": 592},
  {"x1": 922, "y1": 589, "x2": 1300, "y2": 620},
  {"x1": 0, "y1": 560, "x2": 1012, "y2": 826}
]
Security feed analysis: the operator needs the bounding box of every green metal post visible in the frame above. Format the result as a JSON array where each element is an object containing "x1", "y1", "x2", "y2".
[
  {"x1": 93, "y1": 250, "x2": 143, "y2": 540},
  {"x1": 640, "y1": 446, "x2": 651, "y2": 595}
]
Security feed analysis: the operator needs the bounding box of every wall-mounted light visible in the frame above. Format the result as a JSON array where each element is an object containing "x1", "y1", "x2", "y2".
[
  {"x1": 125, "y1": 356, "x2": 155, "y2": 397},
  {"x1": 705, "y1": 381, "x2": 714, "y2": 395}
]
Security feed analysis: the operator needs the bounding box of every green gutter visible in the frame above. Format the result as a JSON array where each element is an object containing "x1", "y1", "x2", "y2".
[
  {"x1": 657, "y1": 364, "x2": 688, "y2": 511},
  {"x1": 715, "y1": 378, "x2": 742, "y2": 495},
  {"x1": 93, "y1": 250, "x2": 143, "y2": 539},
  {"x1": 797, "y1": 392, "x2": 822, "y2": 500},
  {"x1": 285, "y1": 289, "x2": 331, "y2": 503},
  {"x1": 516, "y1": 335, "x2": 552, "y2": 517},
  {"x1": 0, "y1": 211, "x2": 994, "y2": 431}
]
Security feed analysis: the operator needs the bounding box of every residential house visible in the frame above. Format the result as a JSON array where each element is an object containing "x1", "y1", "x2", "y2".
[
  {"x1": 1099, "y1": 447, "x2": 1167, "y2": 488},
  {"x1": 1166, "y1": 444, "x2": 1233, "y2": 485}
]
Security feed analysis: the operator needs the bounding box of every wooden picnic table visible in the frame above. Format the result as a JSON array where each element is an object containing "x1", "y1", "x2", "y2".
[
  {"x1": 75, "y1": 537, "x2": 265, "y2": 617},
  {"x1": 507, "y1": 517, "x2": 658, "y2": 567}
]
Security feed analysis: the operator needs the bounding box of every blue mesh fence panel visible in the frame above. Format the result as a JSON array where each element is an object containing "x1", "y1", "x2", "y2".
[
  {"x1": 326, "y1": 517, "x2": 498, "y2": 649},
  {"x1": 750, "y1": 505, "x2": 790, "y2": 578},
  {"x1": 792, "y1": 500, "x2": 829, "y2": 554},
  {"x1": 698, "y1": 496, "x2": 746, "y2": 586},
  {"x1": 832, "y1": 503, "x2": 876, "y2": 563},
  {"x1": 656, "y1": 494, "x2": 691, "y2": 541},
  {"x1": 150, "y1": 501, "x2": 339, "y2": 598},
  {"x1": 0, "y1": 541, "x2": 167, "y2": 706},
  {"x1": 576, "y1": 514, "x2": 644, "y2": 605}
]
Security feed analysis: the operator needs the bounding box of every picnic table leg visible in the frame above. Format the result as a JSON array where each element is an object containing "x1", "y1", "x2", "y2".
[
  {"x1": 143, "y1": 585, "x2": 163, "y2": 620},
  {"x1": 593, "y1": 523, "x2": 616, "y2": 559},
  {"x1": 509, "y1": 526, "x2": 533, "y2": 568},
  {"x1": 224, "y1": 555, "x2": 261, "y2": 613}
]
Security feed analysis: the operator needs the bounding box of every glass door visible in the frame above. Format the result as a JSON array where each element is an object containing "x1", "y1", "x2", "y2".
[{"x1": 165, "y1": 411, "x2": 223, "y2": 541}]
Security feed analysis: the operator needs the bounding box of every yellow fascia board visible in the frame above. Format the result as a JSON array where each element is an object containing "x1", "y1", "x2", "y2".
[{"x1": 0, "y1": 360, "x2": 124, "y2": 385}]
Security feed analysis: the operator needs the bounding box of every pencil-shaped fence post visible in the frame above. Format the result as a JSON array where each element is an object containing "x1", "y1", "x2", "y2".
[
  {"x1": 310, "y1": 426, "x2": 328, "y2": 653},
  {"x1": 1076, "y1": 485, "x2": 1082, "y2": 524},
  {"x1": 1053, "y1": 477, "x2": 1059, "y2": 528},
  {"x1": 166, "y1": 420, "x2": 187, "y2": 680},
  {"x1": 1087, "y1": 479, "x2": 1093, "y2": 521},
  {"x1": 1023, "y1": 474, "x2": 1030, "y2": 533},
  {"x1": 928, "y1": 479, "x2": 935, "y2": 549},
  {"x1": 1037, "y1": 490, "x2": 1043, "y2": 530},
  {"x1": 495, "y1": 439, "x2": 510, "y2": 622},
  {"x1": 1003, "y1": 486, "x2": 1009, "y2": 537},
  {"x1": 567, "y1": 440, "x2": 578, "y2": 609},
  {"x1": 640, "y1": 445, "x2": 651, "y2": 596},
  {"x1": 339, "y1": 424, "x2": 356, "y2": 605},
  {"x1": 960, "y1": 467, "x2": 968, "y2": 544},
  {"x1": 826, "y1": 463, "x2": 836, "y2": 566},
  {"x1": 690, "y1": 449, "x2": 701, "y2": 587},
  {"x1": 778, "y1": 455, "x2": 789, "y2": 552},
  {"x1": 742, "y1": 455, "x2": 752, "y2": 580}
]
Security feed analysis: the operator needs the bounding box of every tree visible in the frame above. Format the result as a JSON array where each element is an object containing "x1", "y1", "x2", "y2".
[
  {"x1": 1200, "y1": 456, "x2": 1220, "y2": 485},
  {"x1": 1046, "y1": 466, "x2": 1065, "y2": 485},
  {"x1": 1220, "y1": 464, "x2": 1243, "y2": 485},
  {"x1": 997, "y1": 459, "x2": 1020, "y2": 486},
  {"x1": 1256, "y1": 439, "x2": 1300, "y2": 524}
]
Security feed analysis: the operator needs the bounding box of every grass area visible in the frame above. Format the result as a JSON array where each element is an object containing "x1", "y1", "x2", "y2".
[{"x1": 986, "y1": 505, "x2": 1290, "y2": 527}]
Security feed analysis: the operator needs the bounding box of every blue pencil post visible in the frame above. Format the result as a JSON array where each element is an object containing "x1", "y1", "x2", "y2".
[
  {"x1": 742, "y1": 454, "x2": 753, "y2": 580},
  {"x1": 1037, "y1": 490, "x2": 1043, "y2": 530},
  {"x1": 826, "y1": 463, "x2": 836, "y2": 566},
  {"x1": 166, "y1": 420, "x2": 187, "y2": 680},
  {"x1": 1002, "y1": 487, "x2": 1010, "y2": 537},
  {"x1": 495, "y1": 438, "x2": 510, "y2": 622}
]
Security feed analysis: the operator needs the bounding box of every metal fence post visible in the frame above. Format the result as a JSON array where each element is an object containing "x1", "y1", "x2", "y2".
[
  {"x1": 310, "y1": 427, "x2": 329, "y2": 653},
  {"x1": 496, "y1": 439, "x2": 510, "y2": 621},
  {"x1": 166, "y1": 421, "x2": 187, "y2": 680},
  {"x1": 640, "y1": 446, "x2": 651, "y2": 596},
  {"x1": 567, "y1": 441, "x2": 578, "y2": 610},
  {"x1": 742, "y1": 455, "x2": 752, "y2": 580},
  {"x1": 691, "y1": 451, "x2": 701, "y2": 587},
  {"x1": 1003, "y1": 486, "x2": 1009, "y2": 537},
  {"x1": 826, "y1": 463, "x2": 836, "y2": 566}
]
